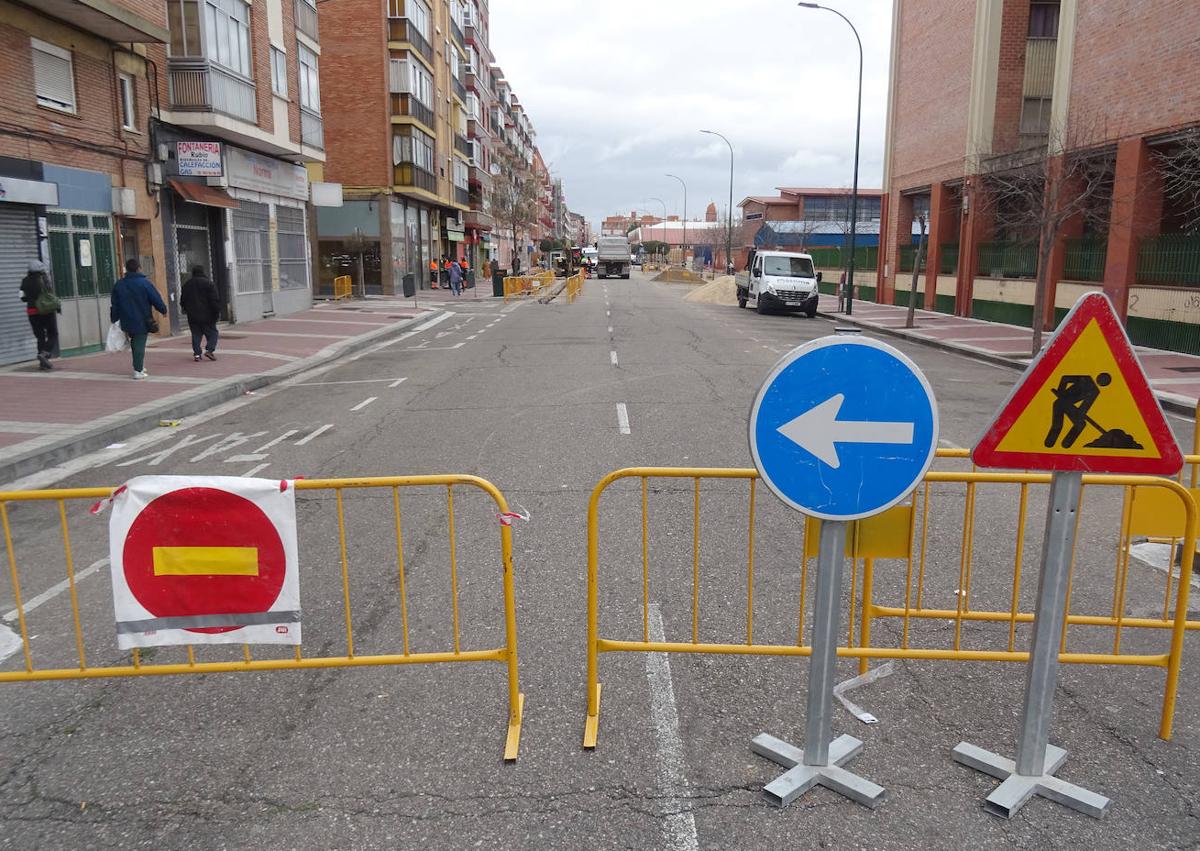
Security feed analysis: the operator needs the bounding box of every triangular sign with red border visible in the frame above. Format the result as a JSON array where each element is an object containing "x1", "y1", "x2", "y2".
[{"x1": 973, "y1": 292, "x2": 1182, "y2": 474}]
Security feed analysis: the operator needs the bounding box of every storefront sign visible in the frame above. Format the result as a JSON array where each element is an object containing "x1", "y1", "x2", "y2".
[
  {"x1": 228, "y1": 147, "x2": 309, "y2": 200},
  {"x1": 0, "y1": 175, "x2": 59, "y2": 206},
  {"x1": 177, "y1": 142, "x2": 223, "y2": 177}
]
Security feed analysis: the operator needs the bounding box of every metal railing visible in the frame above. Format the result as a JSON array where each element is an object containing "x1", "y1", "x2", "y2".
[
  {"x1": 978, "y1": 240, "x2": 1038, "y2": 279},
  {"x1": 388, "y1": 19, "x2": 433, "y2": 64},
  {"x1": 1137, "y1": 234, "x2": 1200, "y2": 286},
  {"x1": 393, "y1": 163, "x2": 437, "y2": 193},
  {"x1": 898, "y1": 243, "x2": 928, "y2": 274},
  {"x1": 300, "y1": 108, "x2": 324, "y2": 150},
  {"x1": 1063, "y1": 237, "x2": 1107, "y2": 282},
  {"x1": 939, "y1": 242, "x2": 960, "y2": 275},
  {"x1": 332, "y1": 275, "x2": 352, "y2": 301},
  {"x1": 454, "y1": 186, "x2": 470, "y2": 206},
  {"x1": 391, "y1": 94, "x2": 435, "y2": 130},
  {"x1": 450, "y1": 18, "x2": 465, "y2": 48},
  {"x1": 295, "y1": 0, "x2": 319, "y2": 41},
  {"x1": 167, "y1": 58, "x2": 256, "y2": 123},
  {"x1": 452, "y1": 75, "x2": 467, "y2": 104},
  {"x1": 806, "y1": 245, "x2": 879, "y2": 272},
  {"x1": 454, "y1": 133, "x2": 472, "y2": 158}
]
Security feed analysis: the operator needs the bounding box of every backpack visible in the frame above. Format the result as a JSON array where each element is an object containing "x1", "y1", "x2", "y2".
[{"x1": 34, "y1": 278, "x2": 61, "y2": 315}]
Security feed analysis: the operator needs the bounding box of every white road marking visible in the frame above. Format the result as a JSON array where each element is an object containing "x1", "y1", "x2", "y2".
[
  {"x1": 1130, "y1": 543, "x2": 1200, "y2": 589},
  {"x1": 616, "y1": 403, "x2": 631, "y2": 435},
  {"x1": 610, "y1": 351, "x2": 619, "y2": 366},
  {"x1": 351, "y1": 397, "x2": 378, "y2": 412},
  {"x1": 242, "y1": 463, "x2": 270, "y2": 477},
  {"x1": 467, "y1": 335, "x2": 478, "y2": 340},
  {"x1": 224, "y1": 453, "x2": 268, "y2": 464},
  {"x1": 0, "y1": 557, "x2": 108, "y2": 664},
  {"x1": 388, "y1": 378, "x2": 408, "y2": 388},
  {"x1": 646, "y1": 604, "x2": 700, "y2": 851},
  {"x1": 405, "y1": 342, "x2": 466, "y2": 351},
  {"x1": 189, "y1": 431, "x2": 268, "y2": 463},
  {"x1": 606, "y1": 310, "x2": 611, "y2": 317},
  {"x1": 255, "y1": 430, "x2": 299, "y2": 452},
  {"x1": 294, "y1": 378, "x2": 407, "y2": 387},
  {"x1": 116, "y1": 433, "x2": 221, "y2": 467},
  {"x1": 296, "y1": 424, "x2": 334, "y2": 445},
  {"x1": 938, "y1": 438, "x2": 964, "y2": 450},
  {"x1": 608, "y1": 326, "x2": 613, "y2": 334}
]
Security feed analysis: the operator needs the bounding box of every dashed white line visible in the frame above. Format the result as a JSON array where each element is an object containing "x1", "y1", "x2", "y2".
[
  {"x1": 254, "y1": 430, "x2": 299, "y2": 452},
  {"x1": 616, "y1": 403, "x2": 631, "y2": 435},
  {"x1": 610, "y1": 351, "x2": 619, "y2": 366},
  {"x1": 606, "y1": 310, "x2": 611, "y2": 317},
  {"x1": 467, "y1": 334, "x2": 478, "y2": 340},
  {"x1": 351, "y1": 397, "x2": 378, "y2": 412},
  {"x1": 242, "y1": 462, "x2": 270, "y2": 477},
  {"x1": 0, "y1": 557, "x2": 109, "y2": 664},
  {"x1": 389, "y1": 378, "x2": 408, "y2": 388},
  {"x1": 608, "y1": 326, "x2": 614, "y2": 334},
  {"x1": 295, "y1": 424, "x2": 334, "y2": 445},
  {"x1": 646, "y1": 604, "x2": 700, "y2": 851}
]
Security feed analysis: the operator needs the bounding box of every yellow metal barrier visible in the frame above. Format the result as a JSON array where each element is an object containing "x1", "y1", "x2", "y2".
[
  {"x1": 583, "y1": 466, "x2": 1196, "y2": 749},
  {"x1": 0, "y1": 475, "x2": 525, "y2": 760},
  {"x1": 565, "y1": 271, "x2": 585, "y2": 303},
  {"x1": 503, "y1": 276, "x2": 535, "y2": 302},
  {"x1": 333, "y1": 275, "x2": 352, "y2": 301}
]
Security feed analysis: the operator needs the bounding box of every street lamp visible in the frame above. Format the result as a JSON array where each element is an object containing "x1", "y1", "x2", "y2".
[
  {"x1": 648, "y1": 196, "x2": 668, "y2": 263},
  {"x1": 701, "y1": 129, "x2": 735, "y2": 274},
  {"x1": 665, "y1": 173, "x2": 687, "y2": 267},
  {"x1": 798, "y1": 2, "x2": 863, "y2": 315}
]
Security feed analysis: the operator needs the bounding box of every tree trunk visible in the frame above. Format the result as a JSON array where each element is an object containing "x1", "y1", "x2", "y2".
[
  {"x1": 905, "y1": 217, "x2": 927, "y2": 329},
  {"x1": 1030, "y1": 224, "x2": 1056, "y2": 355}
]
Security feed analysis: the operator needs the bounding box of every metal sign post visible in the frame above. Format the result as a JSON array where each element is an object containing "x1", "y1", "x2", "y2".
[
  {"x1": 952, "y1": 471, "x2": 1110, "y2": 818},
  {"x1": 747, "y1": 334, "x2": 938, "y2": 809},
  {"x1": 751, "y1": 519, "x2": 885, "y2": 807}
]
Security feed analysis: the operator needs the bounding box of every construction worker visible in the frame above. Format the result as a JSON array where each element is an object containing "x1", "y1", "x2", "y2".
[{"x1": 429, "y1": 258, "x2": 439, "y2": 289}]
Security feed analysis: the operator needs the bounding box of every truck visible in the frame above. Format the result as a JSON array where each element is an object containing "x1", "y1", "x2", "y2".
[
  {"x1": 596, "y1": 236, "x2": 631, "y2": 279},
  {"x1": 736, "y1": 249, "x2": 822, "y2": 317}
]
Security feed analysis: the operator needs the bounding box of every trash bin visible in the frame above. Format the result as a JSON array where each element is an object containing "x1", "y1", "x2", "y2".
[
  {"x1": 402, "y1": 273, "x2": 415, "y2": 298},
  {"x1": 492, "y1": 269, "x2": 507, "y2": 298}
]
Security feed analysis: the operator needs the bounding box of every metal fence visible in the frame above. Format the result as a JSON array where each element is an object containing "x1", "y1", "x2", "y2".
[
  {"x1": 1137, "y1": 234, "x2": 1200, "y2": 286},
  {"x1": 977, "y1": 241, "x2": 1039, "y2": 279},
  {"x1": 1062, "y1": 238, "x2": 1107, "y2": 282}
]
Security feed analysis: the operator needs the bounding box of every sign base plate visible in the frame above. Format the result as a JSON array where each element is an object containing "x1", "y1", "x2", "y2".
[
  {"x1": 751, "y1": 732, "x2": 885, "y2": 809},
  {"x1": 952, "y1": 741, "x2": 1110, "y2": 818}
]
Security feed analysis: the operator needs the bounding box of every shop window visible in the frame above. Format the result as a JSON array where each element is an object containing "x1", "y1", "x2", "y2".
[{"x1": 276, "y1": 206, "x2": 309, "y2": 290}]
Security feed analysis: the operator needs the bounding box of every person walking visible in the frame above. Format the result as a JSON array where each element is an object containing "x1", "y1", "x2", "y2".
[
  {"x1": 110, "y1": 258, "x2": 167, "y2": 380},
  {"x1": 448, "y1": 257, "x2": 463, "y2": 296},
  {"x1": 19, "y1": 260, "x2": 60, "y2": 370},
  {"x1": 180, "y1": 264, "x2": 221, "y2": 362}
]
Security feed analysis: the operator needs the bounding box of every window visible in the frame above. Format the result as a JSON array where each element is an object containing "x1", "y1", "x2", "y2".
[
  {"x1": 391, "y1": 57, "x2": 433, "y2": 104},
  {"x1": 204, "y1": 0, "x2": 251, "y2": 77},
  {"x1": 388, "y1": 0, "x2": 431, "y2": 41},
  {"x1": 276, "y1": 206, "x2": 309, "y2": 290},
  {"x1": 453, "y1": 159, "x2": 468, "y2": 190},
  {"x1": 1028, "y1": 2, "x2": 1060, "y2": 38},
  {"x1": 31, "y1": 38, "x2": 76, "y2": 113},
  {"x1": 393, "y1": 126, "x2": 435, "y2": 172},
  {"x1": 270, "y1": 47, "x2": 288, "y2": 97},
  {"x1": 118, "y1": 73, "x2": 137, "y2": 130},
  {"x1": 1020, "y1": 97, "x2": 1053, "y2": 135},
  {"x1": 167, "y1": 0, "x2": 202, "y2": 56},
  {"x1": 467, "y1": 92, "x2": 479, "y2": 119},
  {"x1": 298, "y1": 45, "x2": 320, "y2": 112}
]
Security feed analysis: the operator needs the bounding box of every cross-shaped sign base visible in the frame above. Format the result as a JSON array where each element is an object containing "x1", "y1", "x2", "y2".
[
  {"x1": 751, "y1": 732, "x2": 885, "y2": 809},
  {"x1": 952, "y1": 741, "x2": 1110, "y2": 818}
]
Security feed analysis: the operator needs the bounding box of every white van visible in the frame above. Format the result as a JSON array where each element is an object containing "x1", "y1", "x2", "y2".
[{"x1": 737, "y1": 250, "x2": 822, "y2": 316}]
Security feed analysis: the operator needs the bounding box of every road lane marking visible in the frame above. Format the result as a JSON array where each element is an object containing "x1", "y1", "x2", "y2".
[
  {"x1": 608, "y1": 326, "x2": 613, "y2": 334},
  {"x1": 351, "y1": 397, "x2": 378, "y2": 412},
  {"x1": 467, "y1": 335, "x2": 478, "y2": 340},
  {"x1": 242, "y1": 463, "x2": 270, "y2": 477},
  {"x1": 606, "y1": 310, "x2": 611, "y2": 317},
  {"x1": 255, "y1": 430, "x2": 299, "y2": 452},
  {"x1": 1, "y1": 557, "x2": 108, "y2": 664},
  {"x1": 295, "y1": 378, "x2": 407, "y2": 387},
  {"x1": 610, "y1": 351, "x2": 619, "y2": 366},
  {"x1": 389, "y1": 378, "x2": 408, "y2": 388},
  {"x1": 296, "y1": 424, "x2": 334, "y2": 445},
  {"x1": 616, "y1": 403, "x2": 631, "y2": 435},
  {"x1": 116, "y1": 433, "x2": 221, "y2": 467},
  {"x1": 224, "y1": 453, "x2": 268, "y2": 464},
  {"x1": 647, "y1": 604, "x2": 700, "y2": 851},
  {"x1": 189, "y1": 431, "x2": 268, "y2": 463}
]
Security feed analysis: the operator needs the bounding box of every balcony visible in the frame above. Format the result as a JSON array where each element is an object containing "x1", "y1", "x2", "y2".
[
  {"x1": 394, "y1": 162, "x2": 436, "y2": 193},
  {"x1": 388, "y1": 19, "x2": 433, "y2": 64},
  {"x1": 390, "y1": 94, "x2": 435, "y2": 131},
  {"x1": 465, "y1": 208, "x2": 494, "y2": 230},
  {"x1": 168, "y1": 58, "x2": 256, "y2": 123},
  {"x1": 455, "y1": 186, "x2": 470, "y2": 207},
  {"x1": 451, "y1": 75, "x2": 467, "y2": 104},
  {"x1": 36, "y1": 0, "x2": 169, "y2": 42},
  {"x1": 454, "y1": 134, "x2": 472, "y2": 158},
  {"x1": 295, "y1": 0, "x2": 319, "y2": 42},
  {"x1": 301, "y1": 108, "x2": 324, "y2": 149},
  {"x1": 450, "y1": 18, "x2": 465, "y2": 49}
]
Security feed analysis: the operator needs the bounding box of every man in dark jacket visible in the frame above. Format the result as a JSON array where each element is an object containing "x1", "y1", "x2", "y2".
[
  {"x1": 180, "y1": 265, "x2": 221, "y2": 361},
  {"x1": 19, "y1": 260, "x2": 59, "y2": 370},
  {"x1": 110, "y1": 258, "x2": 168, "y2": 379}
]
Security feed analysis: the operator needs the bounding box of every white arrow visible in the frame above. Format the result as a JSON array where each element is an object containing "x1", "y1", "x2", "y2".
[{"x1": 777, "y1": 394, "x2": 915, "y2": 470}]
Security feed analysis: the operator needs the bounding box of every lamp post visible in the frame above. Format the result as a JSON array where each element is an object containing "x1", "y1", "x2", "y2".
[
  {"x1": 701, "y1": 129, "x2": 735, "y2": 274},
  {"x1": 798, "y1": 2, "x2": 862, "y2": 315},
  {"x1": 649, "y1": 196, "x2": 668, "y2": 263},
  {"x1": 665, "y1": 173, "x2": 687, "y2": 268}
]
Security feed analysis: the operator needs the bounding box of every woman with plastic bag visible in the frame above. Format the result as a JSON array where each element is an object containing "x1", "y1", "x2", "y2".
[{"x1": 19, "y1": 260, "x2": 60, "y2": 371}]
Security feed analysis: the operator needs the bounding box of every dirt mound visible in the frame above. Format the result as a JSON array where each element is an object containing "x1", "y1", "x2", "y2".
[
  {"x1": 683, "y1": 275, "x2": 738, "y2": 306},
  {"x1": 653, "y1": 268, "x2": 706, "y2": 284}
]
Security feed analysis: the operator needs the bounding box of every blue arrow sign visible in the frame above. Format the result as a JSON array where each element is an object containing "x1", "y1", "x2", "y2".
[{"x1": 749, "y1": 336, "x2": 939, "y2": 521}]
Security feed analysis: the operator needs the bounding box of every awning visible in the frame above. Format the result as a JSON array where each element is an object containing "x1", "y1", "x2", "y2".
[{"x1": 168, "y1": 179, "x2": 239, "y2": 209}]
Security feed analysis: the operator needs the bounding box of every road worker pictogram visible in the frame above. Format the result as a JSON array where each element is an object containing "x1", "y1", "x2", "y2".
[{"x1": 973, "y1": 293, "x2": 1181, "y2": 474}]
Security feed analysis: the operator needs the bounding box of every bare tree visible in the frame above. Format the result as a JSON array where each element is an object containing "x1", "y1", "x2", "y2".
[
  {"x1": 904, "y1": 215, "x2": 927, "y2": 329},
  {"x1": 490, "y1": 146, "x2": 540, "y2": 272},
  {"x1": 978, "y1": 120, "x2": 1116, "y2": 353},
  {"x1": 1155, "y1": 126, "x2": 1200, "y2": 235},
  {"x1": 699, "y1": 211, "x2": 743, "y2": 275}
]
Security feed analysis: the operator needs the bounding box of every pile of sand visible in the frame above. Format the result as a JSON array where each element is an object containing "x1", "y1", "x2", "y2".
[{"x1": 682, "y1": 275, "x2": 738, "y2": 305}]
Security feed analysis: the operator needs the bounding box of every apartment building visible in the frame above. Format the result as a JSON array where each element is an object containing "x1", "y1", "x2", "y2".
[
  {"x1": 316, "y1": 0, "x2": 474, "y2": 294},
  {"x1": 462, "y1": 0, "x2": 493, "y2": 271},
  {"x1": 154, "y1": 0, "x2": 327, "y2": 326},
  {"x1": 0, "y1": 0, "x2": 168, "y2": 363},
  {"x1": 488, "y1": 68, "x2": 539, "y2": 271},
  {"x1": 879, "y1": 0, "x2": 1200, "y2": 352}
]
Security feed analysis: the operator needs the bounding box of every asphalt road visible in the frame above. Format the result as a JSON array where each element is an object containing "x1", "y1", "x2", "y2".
[{"x1": 1, "y1": 270, "x2": 1198, "y2": 849}]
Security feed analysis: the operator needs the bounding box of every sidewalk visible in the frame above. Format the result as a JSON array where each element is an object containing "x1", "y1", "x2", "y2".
[
  {"x1": 817, "y1": 294, "x2": 1200, "y2": 416},
  {"x1": 0, "y1": 298, "x2": 443, "y2": 485}
]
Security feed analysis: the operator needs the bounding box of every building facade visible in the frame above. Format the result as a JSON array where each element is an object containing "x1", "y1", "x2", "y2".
[{"x1": 880, "y1": 0, "x2": 1200, "y2": 351}]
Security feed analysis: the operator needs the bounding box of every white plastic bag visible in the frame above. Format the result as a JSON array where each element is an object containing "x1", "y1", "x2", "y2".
[{"x1": 105, "y1": 322, "x2": 128, "y2": 353}]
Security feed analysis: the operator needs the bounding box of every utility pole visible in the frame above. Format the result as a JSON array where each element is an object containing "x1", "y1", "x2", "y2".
[
  {"x1": 666, "y1": 173, "x2": 687, "y2": 268},
  {"x1": 701, "y1": 130, "x2": 735, "y2": 274}
]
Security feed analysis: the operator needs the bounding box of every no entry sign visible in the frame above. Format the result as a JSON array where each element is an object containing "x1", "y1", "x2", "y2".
[{"x1": 108, "y1": 476, "x2": 300, "y2": 648}]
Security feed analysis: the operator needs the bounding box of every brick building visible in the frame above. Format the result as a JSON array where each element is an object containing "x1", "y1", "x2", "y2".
[
  {"x1": 0, "y1": 0, "x2": 168, "y2": 363},
  {"x1": 879, "y1": 0, "x2": 1200, "y2": 351}
]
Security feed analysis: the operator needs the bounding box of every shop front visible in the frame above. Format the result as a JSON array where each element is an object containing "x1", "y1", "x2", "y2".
[{"x1": 0, "y1": 161, "x2": 58, "y2": 365}]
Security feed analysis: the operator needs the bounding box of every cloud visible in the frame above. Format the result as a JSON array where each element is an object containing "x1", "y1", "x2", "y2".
[{"x1": 489, "y1": 0, "x2": 894, "y2": 225}]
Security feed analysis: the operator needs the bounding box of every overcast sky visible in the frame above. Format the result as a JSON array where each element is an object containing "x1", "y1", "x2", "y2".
[{"x1": 489, "y1": 0, "x2": 893, "y2": 228}]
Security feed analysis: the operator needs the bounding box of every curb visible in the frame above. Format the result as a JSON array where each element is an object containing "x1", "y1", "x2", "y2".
[
  {"x1": 0, "y1": 310, "x2": 446, "y2": 485},
  {"x1": 817, "y1": 309, "x2": 1198, "y2": 419}
]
